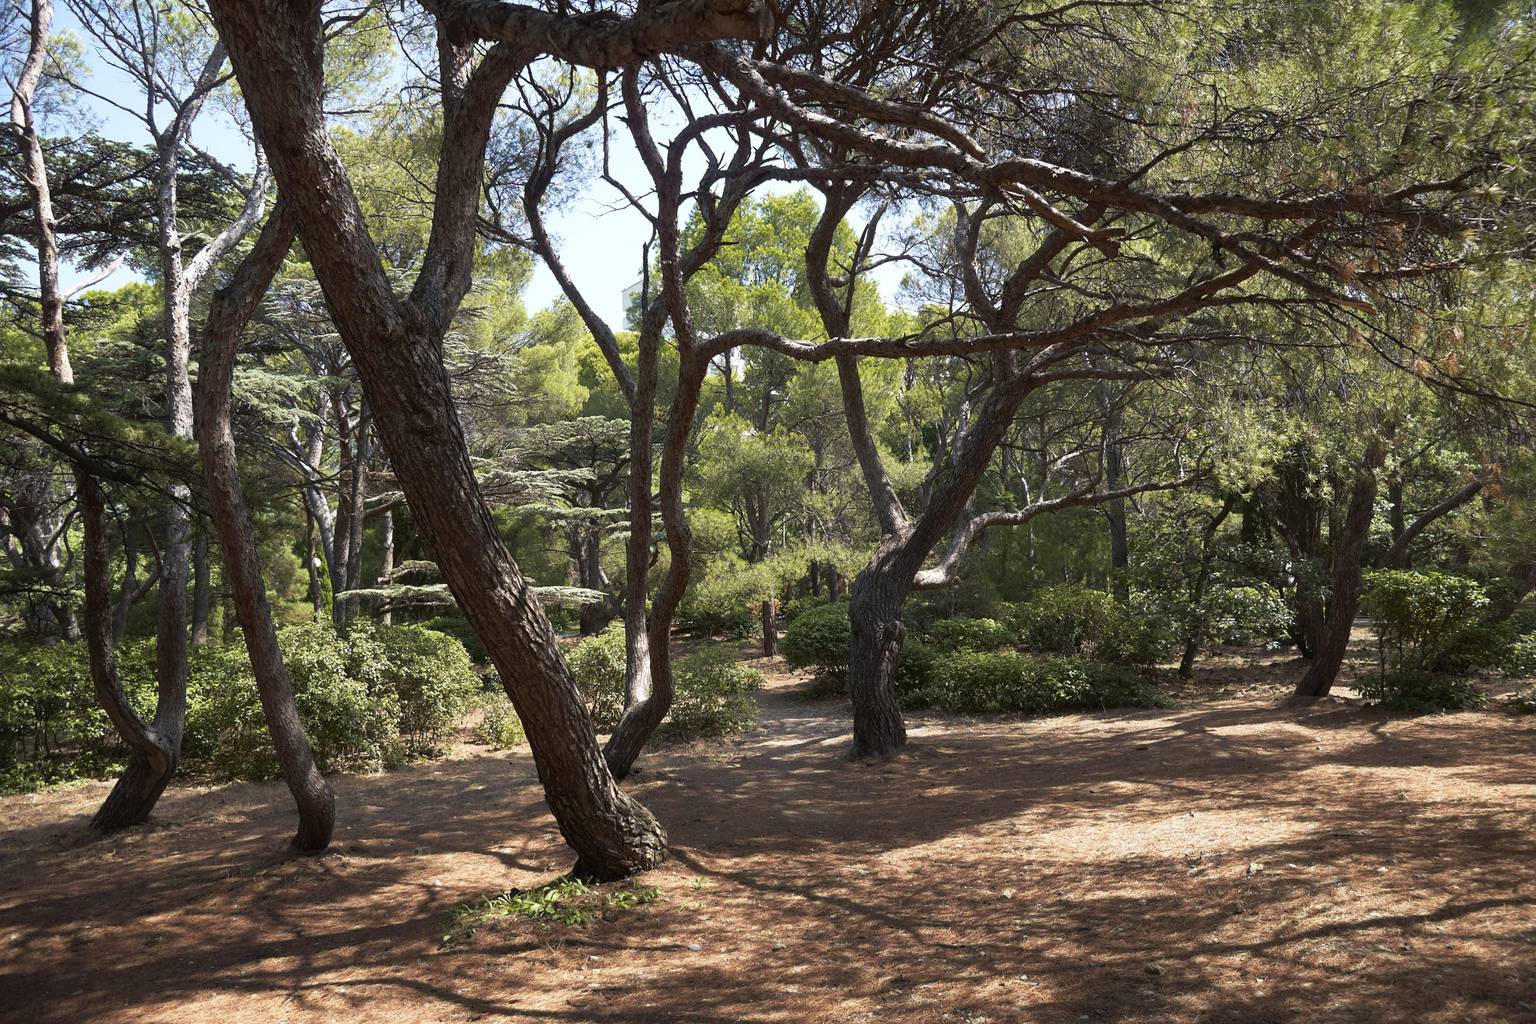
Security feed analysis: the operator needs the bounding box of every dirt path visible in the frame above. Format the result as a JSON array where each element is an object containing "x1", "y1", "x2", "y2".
[{"x1": 2, "y1": 654, "x2": 1534, "y2": 1023}]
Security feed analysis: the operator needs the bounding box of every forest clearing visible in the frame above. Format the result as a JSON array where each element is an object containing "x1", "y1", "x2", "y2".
[
  {"x1": 3, "y1": 641, "x2": 1534, "y2": 1024},
  {"x1": 4, "y1": 0, "x2": 1536, "y2": 1020}
]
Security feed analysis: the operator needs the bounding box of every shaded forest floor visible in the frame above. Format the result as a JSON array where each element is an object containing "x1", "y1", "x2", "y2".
[{"x1": 2, "y1": 643, "x2": 1534, "y2": 1023}]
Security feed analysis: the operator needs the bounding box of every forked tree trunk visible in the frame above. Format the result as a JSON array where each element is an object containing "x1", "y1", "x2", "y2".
[
  {"x1": 1292, "y1": 454, "x2": 1382, "y2": 703},
  {"x1": 210, "y1": 0, "x2": 667, "y2": 877},
  {"x1": 604, "y1": 353, "x2": 708, "y2": 779},
  {"x1": 194, "y1": 205, "x2": 335, "y2": 852}
]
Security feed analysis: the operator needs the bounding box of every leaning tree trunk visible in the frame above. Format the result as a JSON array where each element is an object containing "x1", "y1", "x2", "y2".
[
  {"x1": 210, "y1": 0, "x2": 666, "y2": 878},
  {"x1": 1293, "y1": 456, "x2": 1382, "y2": 703},
  {"x1": 194, "y1": 205, "x2": 335, "y2": 851}
]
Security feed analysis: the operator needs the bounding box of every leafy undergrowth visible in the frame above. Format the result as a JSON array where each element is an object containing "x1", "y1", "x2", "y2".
[{"x1": 442, "y1": 877, "x2": 662, "y2": 948}]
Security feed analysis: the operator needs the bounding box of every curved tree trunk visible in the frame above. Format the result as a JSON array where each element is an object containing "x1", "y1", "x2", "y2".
[
  {"x1": 194, "y1": 204, "x2": 335, "y2": 852},
  {"x1": 604, "y1": 352, "x2": 709, "y2": 779},
  {"x1": 81, "y1": 473, "x2": 179, "y2": 832}
]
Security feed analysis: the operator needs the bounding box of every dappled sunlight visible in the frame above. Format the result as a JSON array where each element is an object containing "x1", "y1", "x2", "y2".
[{"x1": 3, "y1": 656, "x2": 1532, "y2": 1023}]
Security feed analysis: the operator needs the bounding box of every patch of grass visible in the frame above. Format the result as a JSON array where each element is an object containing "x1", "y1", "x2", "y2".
[{"x1": 442, "y1": 878, "x2": 662, "y2": 948}]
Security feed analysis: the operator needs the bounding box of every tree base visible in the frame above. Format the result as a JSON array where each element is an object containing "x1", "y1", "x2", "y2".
[{"x1": 90, "y1": 753, "x2": 173, "y2": 833}]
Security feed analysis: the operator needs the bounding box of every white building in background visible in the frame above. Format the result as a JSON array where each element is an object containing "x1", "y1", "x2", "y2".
[{"x1": 622, "y1": 279, "x2": 644, "y2": 320}]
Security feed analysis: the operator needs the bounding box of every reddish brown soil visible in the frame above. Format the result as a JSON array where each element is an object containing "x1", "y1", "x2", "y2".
[{"x1": 2, "y1": 648, "x2": 1534, "y2": 1023}]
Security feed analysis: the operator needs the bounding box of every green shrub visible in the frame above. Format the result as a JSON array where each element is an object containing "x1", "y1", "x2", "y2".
[
  {"x1": 567, "y1": 622, "x2": 627, "y2": 730},
  {"x1": 1012, "y1": 584, "x2": 1171, "y2": 665},
  {"x1": 186, "y1": 623, "x2": 403, "y2": 779},
  {"x1": 3, "y1": 622, "x2": 482, "y2": 789},
  {"x1": 1355, "y1": 670, "x2": 1489, "y2": 714},
  {"x1": 895, "y1": 638, "x2": 937, "y2": 708},
  {"x1": 924, "y1": 617, "x2": 1013, "y2": 653},
  {"x1": 1094, "y1": 611, "x2": 1175, "y2": 667},
  {"x1": 780, "y1": 593, "x2": 834, "y2": 623},
  {"x1": 1502, "y1": 631, "x2": 1536, "y2": 677},
  {"x1": 1363, "y1": 570, "x2": 1492, "y2": 672},
  {"x1": 1206, "y1": 585, "x2": 1292, "y2": 645},
  {"x1": 781, "y1": 601, "x2": 851, "y2": 679},
  {"x1": 1012, "y1": 584, "x2": 1121, "y2": 655},
  {"x1": 0, "y1": 640, "x2": 151, "y2": 791},
  {"x1": 421, "y1": 613, "x2": 487, "y2": 663},
  {"x1": 349, "y1": 622, "x2": 480, "y2": 756},
  {"x1": 567, "y1": 629, "x2": 762, "y2": 739},
  {"x1": 664, "y1": 649, "x2": 762, "y2": 738},
  {"x1": 922, "y1": 650, "x2": 1166, "y2": 715},
  {"x1": 477, "y1": 695, "x2": 527, "y2": 748}
]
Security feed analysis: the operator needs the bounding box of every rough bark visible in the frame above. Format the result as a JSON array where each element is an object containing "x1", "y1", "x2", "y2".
[
  {"x1": 194, "y1": 202, "x2": 335, "y2": 852},
  {"x1": 1292, "y1": 450, "x2": 1384, "y2": 702},
  {"x1": 80, "y1": 473, "x2": 180, "y2": 831},
  {"x1": 208, "y1": 0, "x2": 666, "y2": 878}
]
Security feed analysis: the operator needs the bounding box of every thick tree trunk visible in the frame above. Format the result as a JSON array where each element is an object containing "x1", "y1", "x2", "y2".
[
  {"x1": 194, "y1": 205, "x2": 335, "y2": 851},
  {"x1": 847, "y1": 564, "x2": 909, "y2": 759},
  {"x1": 1292, "y1": 455, "x2": 1382, "y2": 703}
]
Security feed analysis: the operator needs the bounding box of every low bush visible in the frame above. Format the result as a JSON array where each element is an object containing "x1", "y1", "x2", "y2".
[
  {"x1": 781, "y1": 601, "x2": 851, "y2": 679},
  {"x1": 919, "y1": 650, "x2": 1166, "y2": 715},
  {"x1": 665, "y1": 649, "x2": 762, "y2": 739},
  {"x1": 895, "y1": 638, "x2": 937, "y2": 708},
  {"x1": 1012, "y1": 584, "x2": 1172, "y2": 665},
  {"x1": 1363, "y1": 570, "x2": 1492, "y2": 672},
  {"x1": 2, "y1": 622, "x2": 482, "y2": 791},
  {"x1": 0, "y1": 640, "x2": 152, "y2": 788},
  {"x1": 924, "y1": 617, "x2": 1013, "y2": 653},
  {"x1": 1205, "y1": 585, "x2": 1292, "y2": 646},
  {"x1": 567, "y1": 622, "x2": 627, "y2": 730},
  {"x1": 1355, "y1": 669, "x2": 1489, "y2": 714},
  {"x1": 349, "y1": 622, "x2": 481, "y2": 757},
  {"x1": 566, "y1": 626, "x2": 763, "y2": 739},
  {"x1": 476, "y1": 695, "x2": 526, "y2": 749}
]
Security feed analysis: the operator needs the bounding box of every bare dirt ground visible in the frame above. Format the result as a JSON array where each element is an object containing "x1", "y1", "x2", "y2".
[{"x1": 2, "y1": 644, "x2": 1534, "y2": 1024}]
